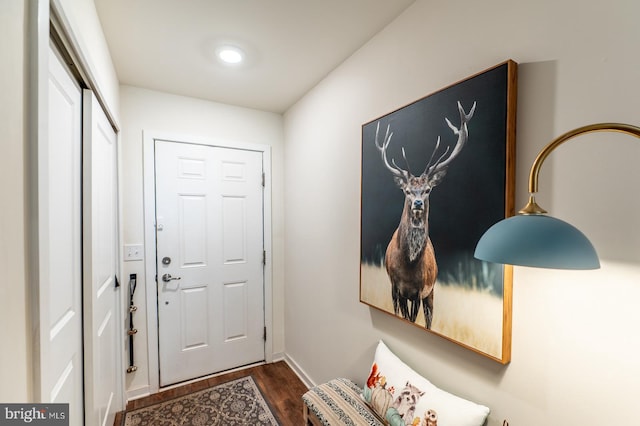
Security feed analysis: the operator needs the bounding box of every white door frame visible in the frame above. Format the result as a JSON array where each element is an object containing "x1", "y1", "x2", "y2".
[{"x1": 142, "y1": 131, "x2": 274, "y2": 394}]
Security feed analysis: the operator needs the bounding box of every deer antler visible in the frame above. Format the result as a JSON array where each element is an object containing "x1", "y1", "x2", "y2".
[
  {"x1": 375, "y1": 122, "x2": 409, "y2": 180},
  {"x1": 426, "y1": 101, "x2": 476, "y2": 177}
]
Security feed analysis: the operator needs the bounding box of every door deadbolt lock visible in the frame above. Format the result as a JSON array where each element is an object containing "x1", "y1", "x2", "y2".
[
  {"x1": 162, "y1": 256, "x2": 171, "y2": 265},
  {"x1": 161, "y1": 273, "x2": 181, "y2": 283}
]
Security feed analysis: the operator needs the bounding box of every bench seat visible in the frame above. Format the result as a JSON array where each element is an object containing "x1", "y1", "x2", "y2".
[{"x1": 302, "y1": 378, "x2": 385, "y2": 426}]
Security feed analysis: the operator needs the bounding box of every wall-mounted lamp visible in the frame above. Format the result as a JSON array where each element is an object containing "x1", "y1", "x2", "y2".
[{"x1": 474, "y1": 123, "x2": 640, "y2": 270}]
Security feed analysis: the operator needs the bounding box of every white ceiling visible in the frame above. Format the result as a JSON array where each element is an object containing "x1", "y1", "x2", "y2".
[{"x1": 94, "y1": 0, "x2": 416, "y2": 113}]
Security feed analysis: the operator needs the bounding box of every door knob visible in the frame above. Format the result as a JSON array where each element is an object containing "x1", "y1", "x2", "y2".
[{"x1": 162, "y1": 273, "x2": 181, "y2": 283}]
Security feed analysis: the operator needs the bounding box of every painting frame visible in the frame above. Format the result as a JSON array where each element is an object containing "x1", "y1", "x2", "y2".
[{"x1": 359, "y1": 60, "x2": 517, "y2": 364}]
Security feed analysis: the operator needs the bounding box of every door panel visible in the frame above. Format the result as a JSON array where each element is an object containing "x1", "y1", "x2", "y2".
[
  {"x1": 223, "y1": 281, "x2": 249, "y2": 340},
  {"x1": 155, "y1": 140, "x2": 265, "y2": 386},
  {"x1": 181, "y1": 286, "x2": 209, "y2": 349},
  {"x1": 45, "y1": 45, "x2": 83, "y2": 425},
  {"x1": 179, "y1": 195, "x2": 207, "y2": 266},
  {"x1": 223, "y1": 196, "x2": 248, "y2": 261},
  {"x1": 83, "y1": 90, "x2": 121, "y2": 426}
]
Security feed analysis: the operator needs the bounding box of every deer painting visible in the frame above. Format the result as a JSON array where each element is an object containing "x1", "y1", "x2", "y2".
[{"x1": 374, "y1": 101, "x2": 476, "y2": 329}]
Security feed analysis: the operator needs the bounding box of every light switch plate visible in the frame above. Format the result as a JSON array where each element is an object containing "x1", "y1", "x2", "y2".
[{"x1": 124, "y1": 244, "x2": 144, "y2": 261}]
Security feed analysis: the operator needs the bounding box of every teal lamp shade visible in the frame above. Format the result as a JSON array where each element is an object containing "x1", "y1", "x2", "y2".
[
  {"x1": 472, "y1": 123, "x2": 640, "y2": 270},
  {"x1": 474, "y1": 214, "x2": 600, "y2": 269}
]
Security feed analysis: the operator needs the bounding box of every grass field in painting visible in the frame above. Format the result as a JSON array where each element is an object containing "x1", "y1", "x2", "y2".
[{"x1": 360, "y1": 263, "x2": 503, "y2": 358}]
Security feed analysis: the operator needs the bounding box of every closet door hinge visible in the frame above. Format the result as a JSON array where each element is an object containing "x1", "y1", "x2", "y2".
[
  {"x1": 261, "y1": 172, "x2": 265, "y2": 187},
  {"x1": 263, "y1": 327, "x2": 267, "y2": 341},
  {"x1": 263, "y1": 250, "x2": 266, "y2": 265}
]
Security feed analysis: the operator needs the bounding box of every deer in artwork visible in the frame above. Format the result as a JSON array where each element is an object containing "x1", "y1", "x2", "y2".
[{"x1": 375, "y1": 101, "x2": 476, "y2": 329}]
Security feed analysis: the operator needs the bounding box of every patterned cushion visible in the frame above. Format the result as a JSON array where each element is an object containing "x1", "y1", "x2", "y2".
[
  {"x1": 303, "y1": 378, "x2": 385, "y2": 426},
  {"x1": 363, "y1": 341, "x2": 490, "y2": 426}
]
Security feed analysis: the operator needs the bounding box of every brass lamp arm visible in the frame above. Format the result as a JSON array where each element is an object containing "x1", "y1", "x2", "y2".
[{"x1": 519, "y1": 123, "x2": 640, "y2": 215}]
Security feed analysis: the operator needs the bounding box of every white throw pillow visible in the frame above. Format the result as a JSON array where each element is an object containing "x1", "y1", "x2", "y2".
[{"x1": 362, "y1": 340, "x2": 490, "y2": 426}]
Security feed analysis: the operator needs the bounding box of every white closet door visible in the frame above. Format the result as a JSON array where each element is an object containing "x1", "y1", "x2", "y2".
[
  {"x1": 43, "y1": 44, "x2": 84, "y2": 425},
  {"x1": 83, "y1": 90, "x2": 121, "y2": 426}
]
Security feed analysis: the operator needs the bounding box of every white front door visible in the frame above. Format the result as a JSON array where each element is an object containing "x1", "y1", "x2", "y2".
[
  {"x1": 83, "y1": 90, "x2": 121, "y2": 426},
  {"x1": 43, "y1": 44, "x2": 83, "y2": 425},
  {"x1": 155, "y1": 140, "x2": 265, "y2": 386}
]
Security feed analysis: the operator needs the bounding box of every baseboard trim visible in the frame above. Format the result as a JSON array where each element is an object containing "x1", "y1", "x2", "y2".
[
  {"x1": 126, "y1": 385, "x2": 150, "y2": 402},
  {"x1": 271, "y1": 351, "x2": 285, "y2": 362},
  {"x1": 283, "y1": 353, "x2": 316, "y2": 389}
]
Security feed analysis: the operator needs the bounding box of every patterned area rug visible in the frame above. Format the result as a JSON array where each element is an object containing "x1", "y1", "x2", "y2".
[{"x1": 124, "y1": 376, "x2": 280, "y2": 425}]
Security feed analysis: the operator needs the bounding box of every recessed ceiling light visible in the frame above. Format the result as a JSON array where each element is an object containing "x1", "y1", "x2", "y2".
[{"x1": 216, "y1": 46, "x2": 244, "y2": 65}]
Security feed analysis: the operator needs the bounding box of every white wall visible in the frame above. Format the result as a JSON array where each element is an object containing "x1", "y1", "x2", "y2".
[
  {"x1": 283, "y1": 0, "x2": 640, "y2": 424},
  {"x1": 0, "y1": 0, "x2": 30, "y2": 402},
  {"x1": 119, "y1": 86, "x2": 286, "y2": 397}
]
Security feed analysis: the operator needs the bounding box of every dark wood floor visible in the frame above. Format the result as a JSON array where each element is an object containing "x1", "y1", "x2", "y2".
[{"x1": 114, "y1": 361, "x2": 309, "y2": 425}]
